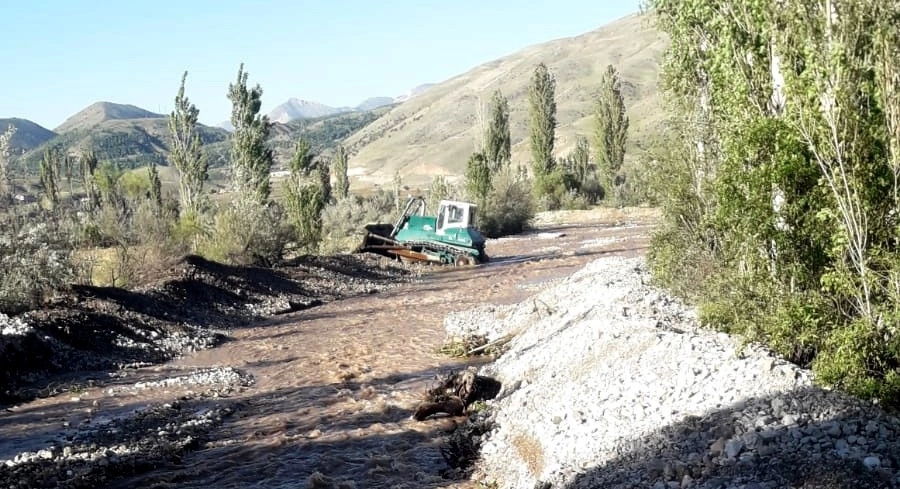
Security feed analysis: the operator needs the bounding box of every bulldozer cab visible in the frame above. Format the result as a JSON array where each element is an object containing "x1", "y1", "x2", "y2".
[{"x1": 436, "y1": 200, "x2": 476, "y2": 234}]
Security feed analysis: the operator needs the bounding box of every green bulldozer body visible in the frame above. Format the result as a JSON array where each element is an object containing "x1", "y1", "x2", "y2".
[{"x1": 357, "y1": 196, "x2": 487, "y2": 265}]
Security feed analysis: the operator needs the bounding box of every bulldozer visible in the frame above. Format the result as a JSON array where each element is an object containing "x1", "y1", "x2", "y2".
[{"x1": 356, "y1": 196, "x2": 487, "y2": 265}]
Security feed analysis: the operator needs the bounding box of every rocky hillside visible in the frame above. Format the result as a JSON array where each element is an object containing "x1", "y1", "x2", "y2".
[
  {"x1": 344, "y1": 13, "x2": 666, "y2": 187},
  {"x1": 0, "y1": 118, "x2": 55, "y2": 153}
]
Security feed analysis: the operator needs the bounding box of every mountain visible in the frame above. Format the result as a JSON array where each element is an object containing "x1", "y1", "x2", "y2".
[
  {"x1": 0, "y1": 118, "x2": 56, "y2": 153},
  {"x1": 394, "y1": 83, "x2": 436, "y2": 103},
  {"x1": 55, "y1": 102, "x2": 164, "y2": 134},
  {"x1": 355, "y1": 97, "x2": 396, "y2": 111},
  {"x1": 21, "y1": 118, "x2": 228, "y2": 170},
  {"x1": 344, "y1": 13, "x2": 666, "y2": 187},
  {"x1": 265, "y1": 105, "x2": 393, "y2": 162},
  {"x1": 217, "y1": 120, "x2": 234, "y2": 132},
  {"x1": 267, "y1": 99, "x2": 353, "y2": 124}
]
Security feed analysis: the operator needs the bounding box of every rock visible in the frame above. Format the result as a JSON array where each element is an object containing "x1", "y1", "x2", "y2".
[
  {"x1": 825, "y1": 422, "x2": 842, "y2": 437},
  {"x1": 709, "y1": 438, "x2": 726, "y2": 457},
  {"x1": 725, "y1": 439, "x2": 744, "y2": 459},
  {"x1": 864, "y1": 456, "x2": 881, "y2": 470},
  {"x1": 834, "y1": 438, "x2": 849, "y2": 455}
]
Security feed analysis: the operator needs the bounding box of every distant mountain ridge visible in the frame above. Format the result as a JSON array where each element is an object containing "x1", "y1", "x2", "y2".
[
  {"x1": 265, "y1": 84, "x2": 434, "y2": 124},
  {"x1": 267, "y1": 99, "x2": 354, "y2": 124},
  {"x1": 55, "y1": 101, "x2": 164, "y2": 134},
  {"x1": 0, "y1": 118, "x2": 56, "y2": 152},
  {"x1": 11, "y1": 100, "x2": 387, "y2": 173}
]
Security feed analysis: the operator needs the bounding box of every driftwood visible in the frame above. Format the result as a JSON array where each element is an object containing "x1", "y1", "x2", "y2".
[{"x1": 413, "y1": 369, "x2": 502, "y2": 421}]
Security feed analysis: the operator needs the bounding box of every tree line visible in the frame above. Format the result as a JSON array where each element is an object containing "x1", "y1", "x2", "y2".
[
  {"x1": 462, "y1": 61, "x2": 630, "y2": 237},
  {"x1": 646, "y1": 0, "x2": 900, "y2": 406}
]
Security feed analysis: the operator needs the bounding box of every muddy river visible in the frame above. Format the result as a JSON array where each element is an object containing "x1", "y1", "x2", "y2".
[{"x1": 2, "y1": 209, "x2": 654, "y2": 488}]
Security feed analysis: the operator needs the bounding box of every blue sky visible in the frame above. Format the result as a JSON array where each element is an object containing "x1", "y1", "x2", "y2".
[{"x1": 2, "y1": 1, "x2": 642, "y2": 129}]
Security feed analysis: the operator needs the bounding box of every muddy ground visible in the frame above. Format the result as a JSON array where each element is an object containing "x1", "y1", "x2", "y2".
[{"x1": 0, "y1": 208, "x2": 655, "y2": 488}]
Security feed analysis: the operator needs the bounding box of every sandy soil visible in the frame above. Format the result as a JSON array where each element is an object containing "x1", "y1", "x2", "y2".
[{"x1": 0, "y1": 208, "x2": 655, "y2": 488}]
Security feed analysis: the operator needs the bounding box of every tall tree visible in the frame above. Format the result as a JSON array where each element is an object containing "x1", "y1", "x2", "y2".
[
  {"x1": 485, "y1": 90, "x2": 511, "y2": 173},
  {"x1": 168, "y1": 71, "x2": 208, "y2": 215},
  {"x1": 331, "y1": 145, "x2": 349, "y2": 201},
  {"x1": 569, "y1": 135, "x2": 592, "y2": 187},
  {"x1": 528, "y1": 63, "x2": 557, "y2": 178},
  {"x1": 593, "y1": 64, "x2": 629, "y2": 199},
  {"x1": 228, "y1": 63, "x2": 273, "y2": 203},
  {"x1": 0, "y1": 125, "x2": 15, "y2": 204},
  {"x1": 148, "y1": 164, "x2": 163, "y2": 212},
  {"x1": 283, "y1": 138, "x2": 326, "y2": 251},
  {"x1": 465, "y1": 151, "x2": 491, "y2": 203},
  {"x1": 648, "y1": 0, "x2": 900, "y2": 404},
  {"x1": 39, "y1": 148, "x2": 59, "y2": 211},
  {"x1": 80, "y1": 151, "x2": 99, "y2": 210}
]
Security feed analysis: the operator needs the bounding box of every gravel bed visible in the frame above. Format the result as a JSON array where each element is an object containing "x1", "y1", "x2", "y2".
[{"x1": 445, "y1": 256, "x2": 900, "y2": 489}]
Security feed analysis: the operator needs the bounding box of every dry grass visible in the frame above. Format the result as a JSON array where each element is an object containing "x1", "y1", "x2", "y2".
[
  {"x1": 344, "y1": 13, "x2": 667, "y2": 188},
  {"x1": 511, "y1": 432, "x2": 545, "y2": 478}
]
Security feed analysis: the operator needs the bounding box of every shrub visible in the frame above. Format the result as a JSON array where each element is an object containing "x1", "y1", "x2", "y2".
[
  {"x1": 319, "y1": 190, "x2": 397, "y2": 252},
  {"x1": 0, "y1": 220, "x2": 79, "y2": 313},
  {"x1": 197, "y1": 198, "x2": 291, "y2": 266},
  {"x1": 478, "y1": 171, "x2": 534, "y2": 238}
]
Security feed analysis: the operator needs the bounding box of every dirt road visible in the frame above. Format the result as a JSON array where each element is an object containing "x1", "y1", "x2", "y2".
[{"x1": 1, "y1": 209, "x2": 655, "y2": 489}]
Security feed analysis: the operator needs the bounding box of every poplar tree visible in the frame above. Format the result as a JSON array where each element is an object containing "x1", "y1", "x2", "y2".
[
  {"x1": 168, "y1": 71, "x2": 208, "y2": 215},
  {"x1": 284, "y1": 138, "x2": 326, "y2": 251},
  {"x1": 593, "y1": 64, "x2": 629, "y2": 198},
  {"x1": 148, "y1": 164, "x2": 163, "y2": 212},
  {"x1": 228, "y1": 63, "x2": 273, "y2": 203},
  {"x1": 331, "y1": 145, "x2": 349, "y2": 201},
  {"x1": 39, "y1": 148, "x2": 59, "y2": 211},
  {"x1": 485, "y1": 90, "x2": 511, "y2": 173},
  {"x1": 0, "y1": 125, "x2": 15, "y2": 203},
  {"x1": 528, "y1": 63, "x2": 557, "y2": 178}
]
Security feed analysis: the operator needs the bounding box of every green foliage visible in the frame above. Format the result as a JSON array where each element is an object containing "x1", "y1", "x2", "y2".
[
  {"x1": 465, "y1": 151, "x2": 491, "y2": 203},
  {"x1": 79, "y1": 151, "x2": 100, "y2": 210},
  {"x1": 93, "y1": 161, "x2": 124, "y2": 208},
  {"x1": 528, "y1": 63, "x2": 557, "y2": 180},
  {"x1": 559, "y1": 135, "x2": 603, "y2": 204},
  {"x1": 0, "y1": 124, "x2": 16, "y2": 203},
  {"x1": 648, "y1": 0, "x2": 900, "y2": 405},
  {"x1": 228, "y1": 63, "x2": 273, "y2": 203},
  {"x1": 168, "y1": 71, "x2": 208, "y2": 215},
  {"x1": 391, "y1": 170, "x2": 403, "y2": 211},
  {"x1": 320, "y1": 190, "x2": 396, "y2": 251},
  {"x1": 148, "y1": 164, "x2": 162, "y2": 212},
  {"x1": 426, "y1": 175, "x2": 456, "y2": 212},
  {"x1": 38, "y1": 148, "x2": 60, "y2": 211},
  {"x1": 198, "y1": 199, "x2": 290, "y2": 266},
  {"x1": 0, "y1": 219, "x2": 78, "y2": 313},
  {"x1": 534, "y1": 167, "x2": 574, "y2": 211},
  {"x1": 118, "y1": 170, "x2": 150, "y2": 201},
  {"x1": 478, "y1": 169, "x2": 534, "y2": 238},
  {"x1": 331, "y1": 145, "x2": 350, "y2": 201},
  {"x1": 485, "y1": 90, "x2": 511, "y2": 172},
  {"x1": 283, "y1": 138, "x2": 327, "y2": 252},
  {"x1": 593, "y1": 64, "x2": 629, "y2": 202}
]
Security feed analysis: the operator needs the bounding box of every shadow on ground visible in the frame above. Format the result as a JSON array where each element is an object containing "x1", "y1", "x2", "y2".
[
  {"x1": 546, "y1": 386, "x2": 899, "y2": 489},
  {"x1": 1, "y1": 253, "x2": 413, "y2": 406}
]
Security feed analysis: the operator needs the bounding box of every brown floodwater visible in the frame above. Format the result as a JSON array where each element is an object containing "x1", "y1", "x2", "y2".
[{"x1": 4, "y1": 211, "x2": 654, "y2": 489}]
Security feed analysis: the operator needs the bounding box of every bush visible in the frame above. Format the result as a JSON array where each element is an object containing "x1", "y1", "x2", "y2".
[
  {"x1": 478, "y1": 171, "x2": 534, "y2": 238},
  {"x1": 320, "y1": 190, "x2": 397, "y2": 252},
  {"x1": 197, "y1": 198, "x2": 291, "y2": 266},
  {"x1": 533, "y1": 170, "x2": 571, "y2": 211},
  {"x1": 0, "y1": 220, "x2": 79, "y2": 313}
]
